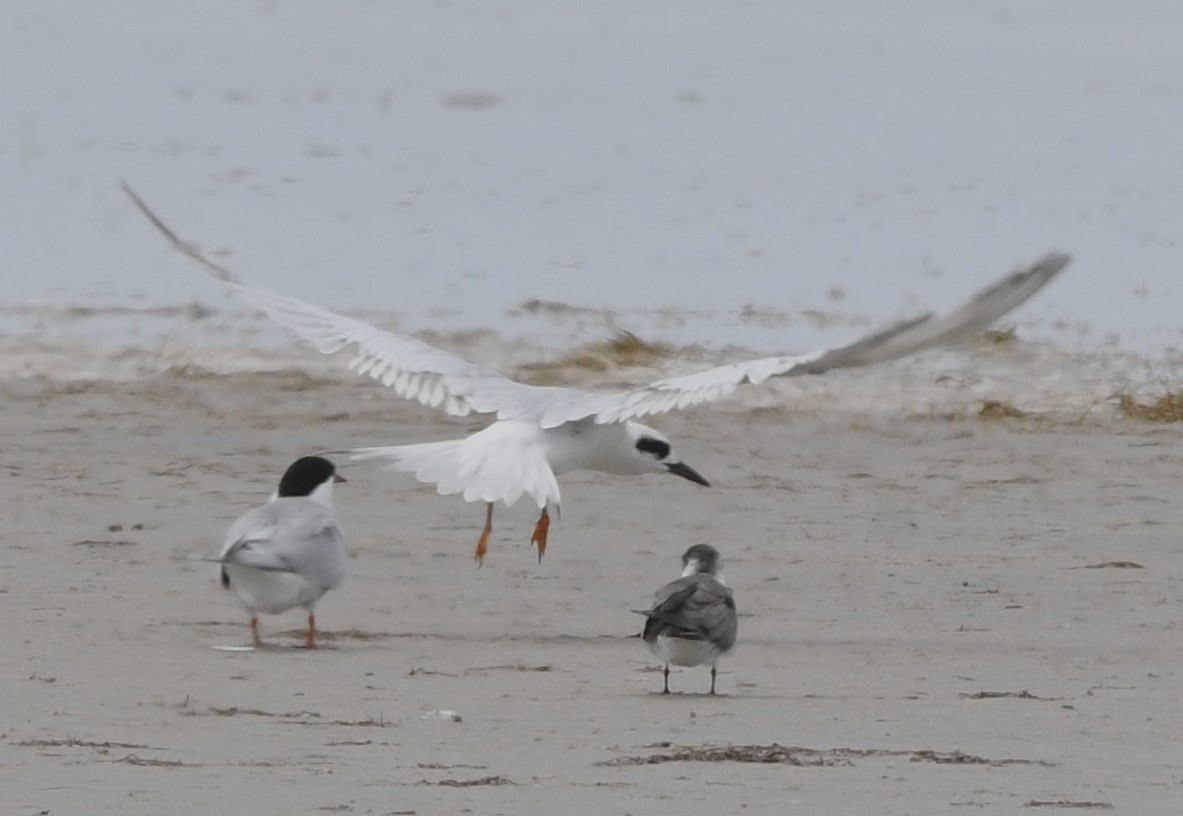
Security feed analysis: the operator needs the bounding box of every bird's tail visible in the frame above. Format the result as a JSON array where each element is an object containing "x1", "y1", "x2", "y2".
[
  {"x1": 344, "y1": 439, "x2": 468, "y2": 489},
  {"x1": 333, "y1": 434, "x2": 558, "y2": 510}
]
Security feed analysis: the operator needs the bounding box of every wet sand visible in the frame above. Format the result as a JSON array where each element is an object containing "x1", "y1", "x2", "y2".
[{"x1": 4, "y1": 371, "x2": 1182, "y2": 814}]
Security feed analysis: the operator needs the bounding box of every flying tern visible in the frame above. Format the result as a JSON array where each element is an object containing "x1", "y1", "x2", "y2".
[
  {"x1": 634, "y1": 544, "x2": 738, "y2": 694},
  {"x1": 125, "y1": 185, "x2": 1068, "y2": 564}
]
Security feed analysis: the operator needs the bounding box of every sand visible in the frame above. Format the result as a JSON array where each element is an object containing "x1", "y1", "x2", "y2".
[{"x1": 4, "y1": 370, "x2": 1182, "y2": 814}]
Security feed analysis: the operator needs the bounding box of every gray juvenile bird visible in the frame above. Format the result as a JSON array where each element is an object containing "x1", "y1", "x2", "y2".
[{"x1": 635, "y1": 544, "x2": 738, "y2": 694}]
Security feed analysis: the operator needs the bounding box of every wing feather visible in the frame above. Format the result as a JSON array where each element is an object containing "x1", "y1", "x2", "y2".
[
  {"x1": 123, "y1": 182, "x2": 558, "y2": 419},
  {"x1": 536, "y1": 252, "x2": 1069, "y2": 427}
]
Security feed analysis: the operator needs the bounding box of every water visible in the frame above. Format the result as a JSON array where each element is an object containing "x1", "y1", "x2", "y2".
[{"x1": 2, "y1": 1, "x2": 1182, "y2": 395}]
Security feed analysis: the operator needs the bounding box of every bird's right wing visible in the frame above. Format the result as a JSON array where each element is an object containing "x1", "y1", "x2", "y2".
[
  {"x1": 123, "y1": 184, "x2": 574, "y2": 420},
  {"x1": 214, "y1": 280, "x2": 537, "y2": 418}
]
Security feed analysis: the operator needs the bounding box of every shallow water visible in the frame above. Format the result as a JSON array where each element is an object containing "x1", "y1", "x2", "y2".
[{"x1": 3, "y1": 1, "x2": 1182, "y2": 403}]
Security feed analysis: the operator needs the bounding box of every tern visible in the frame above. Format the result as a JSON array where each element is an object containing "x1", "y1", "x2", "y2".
[
  {"x1": 125, "y1": 185, "x2": 1067, "y2": 564},
  {"x1": 206, "y1": 455, "x2": 347, "y2": 648},
  {"x1": 634, "y1": 544, "x2": 738, "y2": 694}
]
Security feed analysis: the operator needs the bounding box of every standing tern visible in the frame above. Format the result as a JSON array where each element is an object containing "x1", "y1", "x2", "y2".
[
  {"x1": 211, "y1": 455, "x2": 347, "y2": 648},
  {"x1": 124, "y1": 185, "x2": 1068, "y2": 564},
  {"x1": 634, "y1": 544, "x2": 737, "y2": 695}
]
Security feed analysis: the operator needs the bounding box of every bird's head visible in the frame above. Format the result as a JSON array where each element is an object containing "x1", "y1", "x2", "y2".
[
  {"x1": 624, "y1": 422, "x2": 710, "y2": 486},
  {"x1": 680, "y1": 543, "x2": 723, "y2": 578},
  {"x1": 275, "y1": 455, "x2": 346, "y2": 507}
]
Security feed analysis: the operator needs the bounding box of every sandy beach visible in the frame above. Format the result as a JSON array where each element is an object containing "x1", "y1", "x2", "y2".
[
  {"x1": 4, "y1": 0, "x2": 1182, "y2": 811},
  {"x1": 4, "y1": 363, "x2": 1181, "y2": 815}
]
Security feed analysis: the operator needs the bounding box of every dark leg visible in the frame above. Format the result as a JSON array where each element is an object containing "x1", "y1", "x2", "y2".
[
  {"x1": 474, "y1": 503, "x2": 494, "y2": 565},
  {"x1": 710, "y1": 664, "x2": 717, "y2": 695},
  {"x1": 662, "y1": 664, "x2": 671, "y2": 694},
  {"x1": 530, "y1": 508, "x2": 550, "y2": 562},
  {"x1": 250, "y1": 616, "x2": 262, "y2": 648}
]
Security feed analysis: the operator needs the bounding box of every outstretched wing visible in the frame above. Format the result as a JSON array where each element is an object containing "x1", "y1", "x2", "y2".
[
  {"x1": 123, "y1": 183, "x2": 570, "y2": 420},
  {"x1": 125, "y1": 185, "x2": 1066, "y2": 428},
  {"x1": 532, "y1": 252, "x2": 1069, "y2": 427},
  {"x1": 208, "y1": 278, "x2": 553, "y2": 418}
]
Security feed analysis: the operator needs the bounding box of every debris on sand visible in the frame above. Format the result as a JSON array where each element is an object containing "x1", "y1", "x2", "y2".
[
  {"x1": 1116, "y1": 392, "x2": 1183, "y2": 422},
  {"x1": 516, "y1": 331, "x2": 682, "y2": 384},
  {"x1": 979, "y1": 400, "x2": 1029, "y2": 419},
  {"x1": 959, "y1": 690, "x2": 1056, "y2": 701},
  {"x1": 1023, "y1": 799, "x2": 1114, "y2": 809},
  {"x1": 419, "y1": 775, "x2": 515, "y2": 787},
  {"x1": 599, "y1": 743, "x2": 1054, "y2": 768}
]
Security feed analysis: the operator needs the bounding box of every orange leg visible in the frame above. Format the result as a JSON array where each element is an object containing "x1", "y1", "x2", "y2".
[
  {"x1": 530, "y1": 508, "x2": 550, "y2": 562},
  {"x1": 474, "y1": 503, "x2": 493, "y2": 566},
  {"x1": 304, "y1": 612, "x2": 318, "y2": 649},
  {"x1": 250, "y1": 616, "x2": 263, "y2": 648}
]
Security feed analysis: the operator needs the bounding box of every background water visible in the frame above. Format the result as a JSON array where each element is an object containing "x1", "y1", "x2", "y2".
[{"x1": 2, "y1": 1, "x2": 1181, "y2": 383}]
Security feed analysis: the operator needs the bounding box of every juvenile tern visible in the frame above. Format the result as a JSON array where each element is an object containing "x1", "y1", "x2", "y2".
[
  {"x1": 634, "y1": 544, "x2": 737, "y2": 694},
  {"x1": 211, "y1": 455, "x2": 347, "y2": 648},
  {"x1": 124, "y1": 185, "x2": 1068, "y2": 563}
]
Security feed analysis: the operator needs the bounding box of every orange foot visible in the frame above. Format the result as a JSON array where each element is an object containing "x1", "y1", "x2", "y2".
[
  {"x1": 304, "y1": 613, "x2": 319, "y2": 650},
  {"x1": 474, "y1": 503, "x2": 494, "y2": 566},
  {"x1": 530, "y1": 508, "x2": 550, "y2": 562}
]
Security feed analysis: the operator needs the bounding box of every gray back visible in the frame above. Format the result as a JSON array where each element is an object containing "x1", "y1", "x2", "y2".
[{"x1": 642, "y1": 573, "x2": 737, "y2": 653}]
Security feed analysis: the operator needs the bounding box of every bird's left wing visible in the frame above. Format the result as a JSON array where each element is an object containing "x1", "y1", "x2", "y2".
[
  {"x1": 219, "y1": 536, "x2": 298, "y2": 573},
  {"x1": 532, "y1": 252, "x2": 1069, "y2": 427}
]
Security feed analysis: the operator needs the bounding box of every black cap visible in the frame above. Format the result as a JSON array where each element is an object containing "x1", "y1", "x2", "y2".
[{"x1": 277, "y1": 456, "x2": 339, "y2": 498}]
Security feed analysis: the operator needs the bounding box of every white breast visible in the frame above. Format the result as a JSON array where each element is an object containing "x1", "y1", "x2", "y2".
[{"x1": 651, "y1": 634, "x2": 722, "y2": 667}]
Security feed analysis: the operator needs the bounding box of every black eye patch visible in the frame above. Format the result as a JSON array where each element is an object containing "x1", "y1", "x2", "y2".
[{"x1": 635, "y1": 437, "x2": 671, "y2": 459}]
